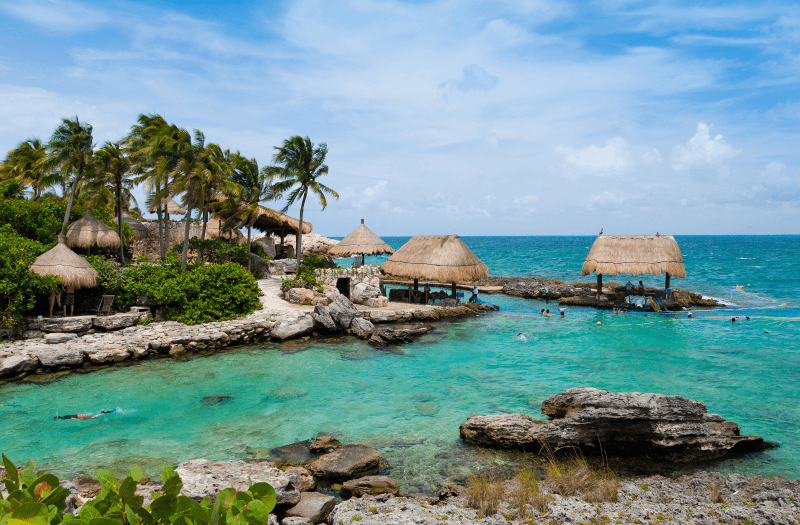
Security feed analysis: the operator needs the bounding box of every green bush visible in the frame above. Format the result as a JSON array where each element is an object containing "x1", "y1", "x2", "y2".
[
  {"x1": 0, "y1": 225, "x2": 59, "y2": 331},
  {"x1": 0, "y1": 453, "x2": 277, "y2": 525},
  {"x1": 85, "y1": 258, "x2": 263, "y2": 325}
]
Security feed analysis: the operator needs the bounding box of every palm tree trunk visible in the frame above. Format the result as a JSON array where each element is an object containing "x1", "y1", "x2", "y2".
[
  {"x1": 296, "y1": 189, "x2": 307, "y2": 274},
  {"x1": 246, "y1": 222, "x2": 252, "y2": 272},
  {"x1": 162, "y1": 176, "x2": 170, "y2": 260},
  {"x1": 116, "y1": 173, "x2": 126, "y2": 266},
  {"x1": 61, "y1": 172, "x2": 82, "y2": 234},
  {"x1": 181, "y1": 178, "x2": 196, "y2": 269},
  {"x1": 201, "y1": 197, "x2": 209, "y2": 241},
  {"x1": 155, "y1": 179, "x2": 165, "y2": 261}
]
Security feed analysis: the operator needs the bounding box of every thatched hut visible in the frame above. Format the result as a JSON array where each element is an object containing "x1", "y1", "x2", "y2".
[
  {"x1": 30, "y1": 235, "x2": 99, "y2": 289},
  {"x1": 66, "y1": 210, "x2": 121, "y2": 251},
  {"x1": 381, "y1": 234, "x2": 488, "y2": 297},
  {"x1": 148, "y1": 199, "x2": 186, "y2": 215},
  {"x1": 328, "y1": 219, "x2": 394, "y2": 263},
  {"x1": 582, "y1": 234, "x2": 685, "y2": 297},
  {"x1": 117, "y1": 210, "x2": 149, "y2": 240}
]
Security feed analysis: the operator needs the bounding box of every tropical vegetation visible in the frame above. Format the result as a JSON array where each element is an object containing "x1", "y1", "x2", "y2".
[{"x1": 0, "y1": 112, "x2": 337, "y2": 329}]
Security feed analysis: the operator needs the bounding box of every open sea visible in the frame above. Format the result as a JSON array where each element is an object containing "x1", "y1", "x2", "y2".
[{"x1": 1, "y1": 236, "x2": 799, "y2": 491}]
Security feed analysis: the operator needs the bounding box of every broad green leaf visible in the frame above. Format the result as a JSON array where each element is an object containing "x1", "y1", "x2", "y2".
[
  {"x1": 5, "y1": 519, "x2": 44, "y2": 525},
  {"x1": 128, "y1": 468, "x2": 142, "y2": 483},
  {"x1": 1, "y1": 455, "x2": 19, "y2": 488},
  {"x1": 118, "y1": 479, "x2": 137, "y2": 503},
  {"x1": 245, "y1": 484, "x2": 274, "y2": 513},
  {"x1": 19, "y1": 463, "x2": 36, "y2": 489},
  {"x1": 11, "y1": 503, "x2": 48, "y2": 525},
  {"x1": 233, "y1": 492, "x2": 251, "y2": 504},
  {"x1": 148, "y1": 494, "x2": 177, "y2": 522},
  {"x1": 78, "y1": 504, "x2": 101, "y2": 521},
  {"x1": 124, "y1": 505, "x2": 140, "y2": 525},
  {"x1": 88, "y1": 518, "x2": 123, "y2": 525}
]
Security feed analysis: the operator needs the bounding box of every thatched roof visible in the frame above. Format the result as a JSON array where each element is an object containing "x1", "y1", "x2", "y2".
[
  {"x1": 582, "y1": 235, "x2": 686, "y2": 278},
  {"x1": 117, "y1": 210, "x2": 149, "y2": 239},
  {"x1": 252, "y1": 206, "x2": 312, "y2": 235},
  {"x1": 381, "y1": 234, "x2": 488, "y2": 283},
  {"x1": 30, "y1": 235, "x2": 99, "y2": 289},
  {"x1": 148, "y1": 199, "x2": 186, "y2": 215},
  {"x1": 66, "y1": 210, "x2": 122, "y2": 250},
  {"x1": 328, "y1": 219, "x2": 394, "y2": 257},
  {"x1": 205, "y1": 216, "x2": 244, "y2": 241}
]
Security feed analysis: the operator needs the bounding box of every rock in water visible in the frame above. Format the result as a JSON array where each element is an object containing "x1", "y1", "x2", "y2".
[
  {"x1": 271, "y1": 314, "x2": 314, "y2": 340},
  {"x1": 340, "y1": 476, "x2": 400, "y2": 498},
  {"x1": 309, "y1": 435, "x2": 341, "y2": 452},
  {"x1": 283, "y1": 492, "x2": 336, "y2": 523},
  {"x1": 312, "y1": 305, "x2": 337, "y2": 332},
  {"x1": 306, "y1": 444, "x2": 380, "y2": 481},
  {"x1": 201, "y1": 395, "x2": 234, "y2": 405},
  {"x1": 327, "y1": 295, "x2": 361, "y2": 329},
  {"x1": 175, "y1": 459, "x2": 300, "y2": 506},
  {"x1": 349, "y1": 317, "x2": 375, "y2": 339},
  {"x1": 459, "y1": 387, "x2": 776, "y2": 463}
]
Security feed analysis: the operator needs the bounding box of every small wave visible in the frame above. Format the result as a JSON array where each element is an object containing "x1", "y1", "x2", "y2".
[
  {"x1": 738, "y1": 257, "x2": 754, "y2": 260},
  {"x1": 106, "y1": 407, "x2": 136, "y2": 414},
  {"x1": 703, "y1": 295, "x2": 738, "y2": 307}
]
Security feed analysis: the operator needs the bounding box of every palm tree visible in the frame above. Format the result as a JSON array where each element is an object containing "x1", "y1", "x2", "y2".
[
  {"x1": 195, "y1": 145, "x2": 236, "y2": 243},
  {"x1": 268, "y1": 136, "x2": 338, "y2": 272},
  {"x1": 95, "y1": 141, "x2": 133, "y2": 265},
  {"x1": 0, "y1": 138, "x2": 51, "y2": 199},
  {"x1": 47, "y1": 117, "x2": 94, "y2": 234}
]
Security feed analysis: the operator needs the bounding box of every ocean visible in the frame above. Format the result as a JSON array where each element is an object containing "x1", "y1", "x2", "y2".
[{"x1": 1, "y1": 236, "x2": 798, "y2": 491}]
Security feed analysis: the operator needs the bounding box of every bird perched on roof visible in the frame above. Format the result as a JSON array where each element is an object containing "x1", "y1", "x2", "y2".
[
  {"x1": 656, "y1": 232, "x2": 660, "y2": 237},
  {"x1": 598, "y1": 228, "x2": 603, "y2": 236}
]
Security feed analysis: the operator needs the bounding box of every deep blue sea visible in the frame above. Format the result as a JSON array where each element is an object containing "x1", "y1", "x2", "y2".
[{"x1": 1, "y1": 236, "x2": 798, "y2": 491}]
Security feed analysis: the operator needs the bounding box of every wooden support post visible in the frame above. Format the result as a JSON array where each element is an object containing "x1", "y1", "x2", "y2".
[
  {"x1": 408, "y1": 285, "x2": 412, "y2": 303},
  {"x1": 596, "y1": 273, "x2": 603, "y2": 299},
  {"x1": 665, "y1": 272, "x2": 671, "y2": 290},
  {"x1": 413, "y1": 278, "x2": 419, "y2": 291},
  {"x1": 451, "y1": 282, "x2": 457, "y2": 298},
  {"x1": 279, "y1": 230, "x2": 285, "y2": 258}
]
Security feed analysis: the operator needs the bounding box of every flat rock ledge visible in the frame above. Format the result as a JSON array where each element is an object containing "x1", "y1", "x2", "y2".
[{"x1": 460, "y1": 387, "x2": 776, "y2": 463}]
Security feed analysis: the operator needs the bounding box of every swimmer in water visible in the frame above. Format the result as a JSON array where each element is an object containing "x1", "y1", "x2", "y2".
[
  {"x1": 687, "y1": 313, "x2": 693, "y2": 318},
  {"x1": 560, "y1": 311, "x2": 565, "y2": 318},
  {"x1": 543, "y1": 309, "x2": 554, "y2": 318},
  {"x1": 731, "y1": 317, "x2": 738, "y2": 323},
  {"x1": 515, "y1": 333, "x2": 529, "y2": 341},
  {"x1": 54, "y1": 408, "x2": 117, "y2": 420},
  {"x1": 613, "y1": 308, "x2": 620, "y2": 315}
]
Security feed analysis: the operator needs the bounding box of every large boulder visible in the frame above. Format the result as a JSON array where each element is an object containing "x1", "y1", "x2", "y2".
[
  {"x1": 29, "y1": 345, "x2": 84, "y2": 367},
  {"x1": 340, "y1": 476, "x2": 399, "y2": 499},
  {"x1": 349, "y1": 317, "x2": 375, "y2": 339},
  {"x1": 284, "y1": 466, "x2": 316, "y2": 492},
  {"x1": 351, "y1": 283, "x2": 381, "y2": 305},
  {"x1": 271, "y1": 314, "x2": 314, "y2": 340},
  {"x1": 0, "y1": 353, "x2": 38, "y2": 378},
  {"x1": 311, "y1": 305, "x2": 337, "y2": 331},
  {"x1": 282, "y1": 492, "x2": 335, "y2": 524},
  {"x1": 305, "y1": 444, "x2": 380, "y2": 481},
  {"x1": 459, "y1": 387, "x2": 775, "y2": 463},
  {"x1": 285, "y1": 288, "x2": 314, "y2": 305},
  {"x1": 365, "y1": 296, "x2": 388, "y2": 308},
  {"x1": 43, "y1": 333, "x2": 78, "y2": 344},
  {"x1": 175, "y1": 459, "x2": 300, "y2": 506},
  {"x1": 368, "y1": 310, "x2": 400, "y2": 323},
  {"x1": 367, "y1": 325, "x2": 432, "y2": 348},
  {"x1": 93, "y1": 314, "x2": 139, "y2": 330},
  {"x1": 40, "y1": 317, "x2": 93, "y2": 333},
  {"x1": 327, "y1": 295, "x2": 361, "y2": 329}
]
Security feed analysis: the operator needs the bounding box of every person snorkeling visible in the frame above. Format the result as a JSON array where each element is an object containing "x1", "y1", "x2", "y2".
[
  {"x1": 54, "y1": 408, "x2": 117, "y2": 420},
  {"x1": 543, "y1": 309, "x2": 554, "y2": 318}
]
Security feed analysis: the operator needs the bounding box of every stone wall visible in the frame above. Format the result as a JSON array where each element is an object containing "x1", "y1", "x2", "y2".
[{"x1": 315, "y1": 267, "x2": 382, "y2": 293}]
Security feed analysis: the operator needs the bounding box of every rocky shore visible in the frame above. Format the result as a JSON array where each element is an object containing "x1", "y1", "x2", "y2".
[{"x1": 478, "y1": 276, "x2": 719, "y2": 310}]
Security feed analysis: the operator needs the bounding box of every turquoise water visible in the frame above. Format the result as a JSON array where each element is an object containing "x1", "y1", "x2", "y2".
[{"x1": 1, "y1": 236, "x2": 799, "y2": 490}]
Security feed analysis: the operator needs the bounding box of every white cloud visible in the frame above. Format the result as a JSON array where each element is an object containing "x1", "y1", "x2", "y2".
[
  {"x1": 556, "y1": 137, "x2": 633, "y2": 177},
  {"x1": 588, "y1": 191, "x2": 624, "y2": 210},
  {"x1": 671, "y1": 122, "x2": 739, "y2": 177},
  {"x1": 2, "y1": 0, "x2": 110, "y2": 32},
  {"x1": 641, "y1": 147, "x2": 662, "y2": 164},
  {"x1": 349, "y1": 181, "x2": 388, "y2": 210}
]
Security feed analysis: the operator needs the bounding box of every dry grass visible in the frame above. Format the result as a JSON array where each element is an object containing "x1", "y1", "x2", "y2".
[
  {"x1": 466, "y1": 472, "x2": 505, "y2": 517},
  {"x1": 381, "y1": 234, "x2": 489, "y2": 283},
  {"x1": 540, "y1": 447, "x2": 620, "y2": 503},
  {"x1": 510, "y1": 466, "x2": 550, "y2": 520},
  {"x1": 581, "y1": 234, "x2": 685, "y2": 278},
  {"x1": 708, "y1": 482, "x2": 726, "y2": 504}
]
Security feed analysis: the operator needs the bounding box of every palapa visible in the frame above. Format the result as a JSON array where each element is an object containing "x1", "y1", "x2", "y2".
[
  {"x1": 30, "y1": 235, "x2": 99, "y2": 289},
  {"x1": 117, "y1": 210, "x2": 149, "y2": 240},
  {"x1": 328, "y1": 219, "x2": 394, "y2": 257},
  {"x1": 582, "y1": 235, "x2": 686, "y2": 278},
  {"x1": 148, "y1": 198, "x2": 186, "y2": 215},
  {"x1": 66, "y1": 210, "x2": 122, "y2": 250},
  {"x1": 381, "y1": 234, "x2": 488, "y2": 283},
  {"x1": 252, "y1": 206, "x2": 312, "y2": 235}
]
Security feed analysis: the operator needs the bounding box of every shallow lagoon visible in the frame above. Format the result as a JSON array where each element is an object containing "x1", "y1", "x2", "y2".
[{"x1": 1, "y1": 236, "x2": 799, "y2": 490}]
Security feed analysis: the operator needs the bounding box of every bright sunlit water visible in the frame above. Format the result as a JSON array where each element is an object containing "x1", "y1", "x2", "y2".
[{"x1": 1, "y1": 236, "x2": 799, "y2": 490}]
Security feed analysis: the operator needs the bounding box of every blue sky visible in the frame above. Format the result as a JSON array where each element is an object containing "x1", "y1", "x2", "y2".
[{"x1": 1, "y1": 0, "x2": 799, "y2": 236}]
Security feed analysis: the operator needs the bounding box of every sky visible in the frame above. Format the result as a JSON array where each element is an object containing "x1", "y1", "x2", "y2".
[{"x1": 1, "y1": 0, "x2": 800, "y2": 236}]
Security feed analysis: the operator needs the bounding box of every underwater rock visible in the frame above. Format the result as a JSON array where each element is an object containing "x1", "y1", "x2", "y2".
[
  {"x1": 367, "y1": 324, "x2": 432, "y2": 348},
  {"x1": 340, "y1": 475, "x2": 400, "y2": 499},
  {"x1": 201, "y1": 394, "x2": 234, "y2": 405},
  {"x1": 459, "y1": 387, "x2": 776, "y2": 463},
  {"x1": 306, "y1": 444, "x2": 380, "y2": 481}
]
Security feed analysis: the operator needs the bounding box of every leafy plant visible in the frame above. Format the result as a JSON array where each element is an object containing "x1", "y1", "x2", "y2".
[{"x1": 0, "y1": 454, "x2": 277, "y2": 525}]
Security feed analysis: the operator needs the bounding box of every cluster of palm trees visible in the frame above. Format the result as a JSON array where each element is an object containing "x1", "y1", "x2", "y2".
[{"x1": 0, "y1": 114, "x2": 338, "y2": 272}]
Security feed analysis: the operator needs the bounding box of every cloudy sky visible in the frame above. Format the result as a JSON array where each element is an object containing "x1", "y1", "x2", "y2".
[{"x1": 1, "y1": 0, "x2": 799, "y2": 236}]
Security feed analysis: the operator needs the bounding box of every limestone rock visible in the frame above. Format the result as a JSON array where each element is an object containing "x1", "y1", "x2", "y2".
[
  {"x1": 284, "y1": 466, "x2": 316, "y2": 492},
  {"x1": 368, "y1": 310, "x2": 400, "y2": 323},
  {"x1": 364, "y1": 296, "x2": 388, "y2": 308},
  {"x1": 40, "y1": 317, "x2": 93, "y2": 333},
  {"x1": 340, "y1": 476, "x2": 399, "y2": 499},
  {"x1": 43, "y1": 333, "x2": 78, "y2": 344},
  {"x1": 281, "y1": 518, "x2": 311, "y2": 525},
  {"x1": 309, "y1": 435, "x2": 341, "y2": 453},
  {"x1": 285, "y1": 288, "x2": 314, "y2": 305},
  {"x1": 283, "y1": 492, "x2": 335, "y2": 524},
  {"x1": 311, "y1": 305, "x2": 337, "y2": 332},
  {"x1": 367, "y1": 325, "x2": 432, "y2": 348},
  {"x1": 351, "y1": 283, "x2": 381, "y2": 305},
  {"x1": 0, "y1": 353, "x2": 38, "y2": 377},
  {"x1": 22, "y1": 330, "x2": 43, "y2": 339},
  {"x1": 175, "y1": 459, "x2": 300, "y2": 506},
  {"x1": 30, "y1": 345, "x2": 84, "y2": 367},
  {"x1": 349, "y1": 317, "x2": 375, "y2": 339},
  {"x1": 306, "y1": 444, "x2": 380, "y2": 481},
  {"x1": 321, "y1": 285, "x2": 339, "y2": 303},
  {"x1": 328, "y1": 295, "x2": 361, "y2": 329},
  {"x1": 271, "y1": 314, "x2": 314, "y2": 340},
  {"x1": 93, "y1": 314, "x2": 139, "y2": 330},
  {"x1": 459, "y1": 387, "x2": 774, "y2": 463},
  {"x1": 88, "y1": 345, "x2": 131, "y2": 364}
]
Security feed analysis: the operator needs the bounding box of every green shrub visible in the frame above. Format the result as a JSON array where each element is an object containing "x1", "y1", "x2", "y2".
[
  {"x1": 85, "y1": 257, "x2": 263, "y2": 325},
  {"x1": 0, "y1": 225, "x2": 58, "y2": 331},
  {"x1": 0, "y1": 453, "x2": 276, "y2": 525},
  {"x1": 280, "y1": 267, "x2": 321, "y2": 293}
]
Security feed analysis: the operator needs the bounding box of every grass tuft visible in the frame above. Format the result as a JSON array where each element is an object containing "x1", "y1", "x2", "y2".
[
  {"x1": 708, "y1": 482, "x2": 725, "y2": 504},
  {"x1": 466, "y1": 472, "x2": 504, "y2": 517}
]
